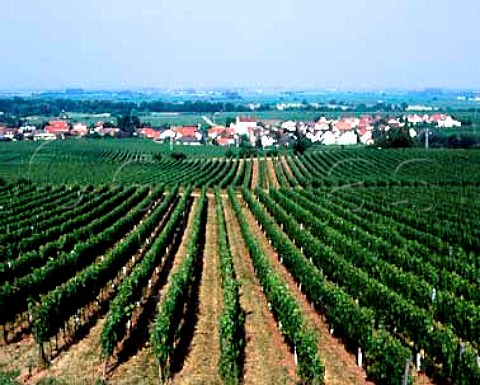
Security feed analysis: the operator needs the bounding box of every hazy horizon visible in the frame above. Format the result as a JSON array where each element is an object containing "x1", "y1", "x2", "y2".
[{"x1": 2, "y1": 0, "x2": 479, "y2": 91}]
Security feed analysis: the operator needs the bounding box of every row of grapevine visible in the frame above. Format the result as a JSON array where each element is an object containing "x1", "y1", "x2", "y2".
[
  {"x1": 241, "y1": 188, "x2": 413, "y2": 385},
  {"x1": 359, "y1": 187, "x2": 480, "y2": 255},
  {"x1": 219, "y1": 159, "x2": 240, "y2": 189},
  {"x1": 271, "y1": 158, "x2": 288, "y2": 187},
  {"x1": 151, "y1": 189, "x2": 207, "y2": 383},
  {"x1": 329, "y1": 188, "x2": 480, "y2": 285},
  {"x1": 292, "y1": 188, "x2": 480, "y2": 304},
  {"x1": 0, "y1": 185, "x2": 133, "y2": 262},
  {"x1": 231, "y1": 159, "x2": 246, "y2": 187},
  {"x1": 0, "y1": 187, "x2": 75, "y2": 231},
  {"x1": 258, "y1": 158, "x2": 268, "y2": 189},
  {"x1": 100, "y1": 188, "x2": 193, "y2": 364},
  {"x1": 0, "y1": 186, "x2": 100, "y2": 236},
  {"x1": 0, "y1": 186, "x2": 140, "y2": 282},
  {"x1": 195, "y1": 160, "x2": 231, "y2": 188},
  {"x1": 269, "y1": 189, "x2": 480, "y2": 345},
  {"x1": 285, "y1": 156, "x2": 309, "y2": 186},
  {"x1": 0, "y1": 185, "x2": 67, "y2": 222},
  {"x1": 228, "y1": 188, "x2": 325, "y2": 385},
  {"x1": 276, "y1": 158, "x2": 297, "y2": 187},
  {"x1": 0, "y1": 182, "x2": 37, "y2": 200},
  {"x1": 0, "y1": 186, "x2": 111, "y2": 256},
  {"x1": 214, "y1": 190, "x2": 245, "y2": 384},
  {"x1": 255, "y1": 188, "x2": 480, "y2": 384},
  {"x1": 242, "y1": 158, "x2": 253, "y2": 189},
  {"x1": 32, "y1": 185, "x2": 175, "y2": 348},
  {"x1": 0, "y1": 187, "x2": 151, "y2": 325}
]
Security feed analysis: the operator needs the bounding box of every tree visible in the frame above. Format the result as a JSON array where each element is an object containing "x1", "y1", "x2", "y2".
[
  {"x1": 294, "y1": 138, "x2": 312, "y2": 155},
  {"x1": 170, "y1": 152, "x2": 187, "y2": 161},
  {"x1": 374, "y1": 127, "x2": 413, "y2": 148},
  {"x1": 239, "y1": 134, "x2": 251, "y2": 148},
  {"x1": 117, "y1": 114, "x2": 141, "y2": 134},
  {"x1": 225, "y1": 117, "x2": 236, "y2": 127}
]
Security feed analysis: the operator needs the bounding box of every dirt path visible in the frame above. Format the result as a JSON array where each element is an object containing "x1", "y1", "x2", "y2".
[
  {"x1": 24, "y1": 319, "x2": 106, "y2": 385},
  {"x1": 109, "y1": 348, "x2": 158, "y2": 385},
  {"x1": 238, "y1": 194, "x2": 373, "y2": 385},
  {"x1": 222, "y1": 196, "x2": 298, "y2": 385},
  {"x1": 173, "y1": 196, "x2": 222, "y2": 385},
  {"x1": 0, "y1": 336, "x2": 37, "y2": 380},
  {"x1": 266, "y1": 158, "x2": 279, "y2": 189},
  {"x1": 250, "y1": 158, "x2": 259, "y2": 190}
]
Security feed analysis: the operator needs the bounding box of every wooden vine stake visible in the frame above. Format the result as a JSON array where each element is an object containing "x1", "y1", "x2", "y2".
[
  {"x1": 357, "y1": 347, "x2": 363, "y2": 367},
  {"x1": 402, "y1": 359, "x2": 411, "y2": 385},
  {"x1": 102, "y1": 359, "x2": 108, "y2": 383}
]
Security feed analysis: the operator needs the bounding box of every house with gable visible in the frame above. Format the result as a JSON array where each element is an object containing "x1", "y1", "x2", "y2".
[{"x1": 44, "y1": 120, "x2": 70, "y2": 136}]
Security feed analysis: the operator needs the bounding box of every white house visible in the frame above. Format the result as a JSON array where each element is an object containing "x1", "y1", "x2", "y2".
[
  {"x1": 159, "y1": 129, "x2": 176, "y2": 141},
  {"x1": 321, "y1": 131, "x2": 338, "y2": 146},
  {"x1": 406, "y1": 114, "x2": 425, "y2": 125},
  {"x1": 261, "y1": 135, "x2": 275, "y2": 147},
  {"x1": 315, "y1": 117, "x2": 331, "y2": 131},
  {"x1": 281, "y1": 121, "x2": 297, "y2": 132},
  {"x1": 71, "y1": 123, "x2": 88, "y2": 137},
  {"x1": 230, "y1": 116, "x2": 258, "y2": 137},
  {"x1": 230, "y1": 117, "x2": 258, "y2": 145},
  {"x1": 359, "y1": 131, "x2": 373, "y2": 145},
  {"x1": 337, "y1": 131, "x2": 358, "y2": 145},
  {"x1": 437, "y1": 116, "x2": 462, "y2": 128},
  {"x1": 34, "y1": 132, "x2": 57, "y2": 141},
  {"x1": 306, "y1": 131, "x2": 323, "y2": 143}
]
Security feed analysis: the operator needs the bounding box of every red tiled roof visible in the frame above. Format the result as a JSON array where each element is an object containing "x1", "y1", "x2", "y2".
[
  {"x1": 224, "y1": 127, "x2": 235, "y2": 136},
  {"x1": 173, "y1": 126, "x2": 198, "y2": 137},
  {"x1": 140, "y1": 128, "x2": 160, "y2": 139},
  {"x1": 48, "y1": 120, "x2": 69, "y2": 129},
  {"x1": 430, "y1": 114, "x2": 445, "y2": 122},
  {"x1": 45, "y1": 124, "x2": 69, "y2": 134},
  {"x1": 238, "y1": 116, "x2": 257, "y2": 123},
  {"x1": 335, "y1": 121, "x2": 354, "y2": 131},
  {"x1": 217, "y1": 137, "x2": 234, "y2": 146},
  {"x1": 208, "y1": 126, "x2": 226, "y2": 135},
  {"x1": 71, "y1": 126, "x2": 88, "y2": 132}
]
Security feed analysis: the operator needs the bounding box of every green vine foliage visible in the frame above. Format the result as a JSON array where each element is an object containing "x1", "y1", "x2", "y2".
[
  {"x1": 151, "y1": 188, "x2": 207, "y2": 383},
  {"x1": 215, "y1": 189, "x2": 245, "y2": 384}
]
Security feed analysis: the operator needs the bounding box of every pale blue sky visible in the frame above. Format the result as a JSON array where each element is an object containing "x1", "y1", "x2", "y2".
[{"x1": 1, "y1": 0, "x2": 479, "y2": 90}]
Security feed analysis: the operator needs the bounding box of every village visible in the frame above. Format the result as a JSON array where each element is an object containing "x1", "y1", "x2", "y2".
[{"x1": 0, "y1": 112, "x2": 462, "y2": 147}]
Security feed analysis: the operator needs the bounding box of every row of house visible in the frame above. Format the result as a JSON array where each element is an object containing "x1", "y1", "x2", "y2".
[
  {"x1": 44, "y1": 121, "x2": 121, "y2": 138},
  {"x1": 1, "y1": 112, "x2": 462, "y2": 146},
  {"x1": 135, "y1": 113, "x2": 462, "y2": 147},
  {"x1": 137, "y1": 125, "x2": 204, "y2": 145},
  {"x1": 0, "y1": 120, "x2": 122, "y2": 141}
]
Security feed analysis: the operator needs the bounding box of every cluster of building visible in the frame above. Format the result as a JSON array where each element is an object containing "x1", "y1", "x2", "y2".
[
  {"x1": 137, "y1": 125, "x2": 204, "y2": 145},
  {"x1": 0, "y1": 121, "x2": 121, "y2": 141},
  {"x1": 1, "y1": 113, "x2": 462, "y2": 146},
  {"x1": 142, "y1": 113, "x2": 462, "y2": 147}
]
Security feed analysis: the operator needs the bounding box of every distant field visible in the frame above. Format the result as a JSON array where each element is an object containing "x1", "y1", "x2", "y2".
[{"x1": 22, "y1": 110, "x2": 480, "y2": 128}]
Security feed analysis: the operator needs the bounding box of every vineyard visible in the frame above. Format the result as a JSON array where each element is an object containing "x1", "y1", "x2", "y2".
[{"x1": 0, "y1": 140, "x2": 480, "y2": 384}]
